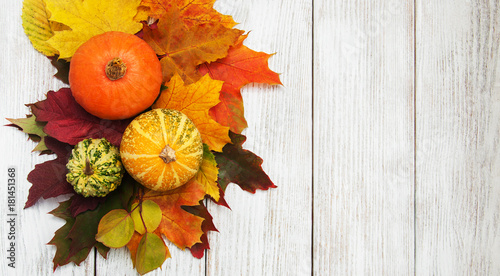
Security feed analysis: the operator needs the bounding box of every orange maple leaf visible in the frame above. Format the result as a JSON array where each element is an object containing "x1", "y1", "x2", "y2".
[
  {"x1": 142, "y1": 8, "x2": 243, "y2": 84},
  {"x1": 199, "y1": 35, "x2": 282, "y2": 133},
  {"x1": 139, "y1": 179, "x2": 207, "y2": 250},
  {"x1": 152, "y1": 73, "x2": 231, "y2": 152},
  {"x1": 137, "y1": 0, "x2": 237, "y2": 28}
]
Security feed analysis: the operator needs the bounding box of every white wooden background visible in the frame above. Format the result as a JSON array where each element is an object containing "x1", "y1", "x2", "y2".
[{"x1": 1, "y1": 0, "x2": 500, "y2": 275}]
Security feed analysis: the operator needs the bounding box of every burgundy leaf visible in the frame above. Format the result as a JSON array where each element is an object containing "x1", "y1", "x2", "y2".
[
  {"x1": 30, "y1": 88, "x2": 131, "y2": 147},
  {"x1": 214, "y1": 132, "x2": 276, "y2": 193},
  {"x1": 25, "y1": 137, "x2": 75, "y2": 208}
]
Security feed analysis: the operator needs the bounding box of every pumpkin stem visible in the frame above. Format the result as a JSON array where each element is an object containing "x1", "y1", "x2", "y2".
[
  {"x1": 159, "y1": 145, "x2": 176, "y2": 164},
  {"x1": 84, "y1": 158, "x2": 94, "y2": 176},
  {"x1": 105, "y1": 57, "x2": 127, "y2": 81}
]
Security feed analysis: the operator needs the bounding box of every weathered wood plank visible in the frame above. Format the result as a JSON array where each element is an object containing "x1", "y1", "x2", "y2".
[
  {"x1": 206, "y1": 0, "x2": 313, "y2": 275},
  {"x1": 313, "y1": 1, "x2": 415, "y2": 274},
  {"x1": 415, "y1": 1, "x2": 500, "y2": 274}
]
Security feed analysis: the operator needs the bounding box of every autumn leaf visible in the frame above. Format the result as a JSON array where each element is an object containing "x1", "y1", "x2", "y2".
[
  {"x1": 49, "y1": 56, "x2": 70, "y2": 84},
  {"x1": 208, "y1": 86, "x2": 247, "y2": 134},
  {"x1": 68, "y1": 194, "x2": 105, "y2": 217},
  {"x1": 25, "y1": 137, "x2": 74, "y2": 208},
  {"x1": 215, "y1": 132, "x2": 276, "y2": 193},
  {"x1": 21, "y1": 0, "x2": 67, "y2": 56},
  {"x1": 7, "y1": 115, "x2": 48, "y2": 152},
  {"x1": 137, "y1": 0, "x2": 237, "y2": 28},
  {"x1": 30, "y1": 88, "x2": 131, "y2": 147},
  {"x1": 199, "y1": 34, "x2": 282, "y2": 91},
  {"x1": 131, "y1": 200, "x2": 162, "y2": 235},
  {"x1": 199, "y1": 35, "x2": 281, "y2": 133},
  {"x1": 142, "y1": 179, "x2": 206, "y2": 249},
  {"x1": 183, "y1": 203, "x2": 217, "y2": 259},
  {"x1": 136, "y1": 232, "x2": 168, "y2": 275},
  {"x1": 195, "y1": 144, "x2": 220, "y2": 201},
  {"x1": 64, "y1": 183, "x2": 130, "y2": 261},
  {"x1": 48, "y1": 198, "x2": 92, "y2": 270},
  {"x1": 152, "y1": 74, "x2": 231, "y2": 152},
  {"x1": 48, "y1": 180, "x2": 133, "y2": 270},
  {"x1": 95, "y1": 209, "x2": 135, "y2": 248},
  {"x1": 142, "y1": 8, "x2": 243, "y2": 84},
  {"x1": 45, "y1": 0, "x2": 143, "y2": 59}
]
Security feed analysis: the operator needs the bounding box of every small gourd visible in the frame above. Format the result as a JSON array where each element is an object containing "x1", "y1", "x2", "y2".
[
  {"x1": 66, "y1": 138, "x2": 125, "y2": 197},
  {"x1": 120, "y1": 109, "x2": 203, "y2": 191}
]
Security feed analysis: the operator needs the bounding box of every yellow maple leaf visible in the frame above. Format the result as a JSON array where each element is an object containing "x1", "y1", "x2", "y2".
[
  {"x1": 45, "y1": 0, "x2": 143, "y2": 59},
  {"x1": 152, "y1": 74, "x2": 231, "y2": 152},
  {"x1": 196, "y1": 144, "x2": 220, "y2": 201}
]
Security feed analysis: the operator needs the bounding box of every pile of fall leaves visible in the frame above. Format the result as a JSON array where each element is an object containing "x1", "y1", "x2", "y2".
[{"x1": 9, "y1": 0, "x2": 281, "y2": 274}]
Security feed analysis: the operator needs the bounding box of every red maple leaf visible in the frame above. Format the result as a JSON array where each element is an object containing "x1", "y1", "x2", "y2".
[
  {"x1": 25, "y1": 137, "x2": 75, "y2": 208},
  {"x1": 199, "y1": 35, "x2": 282, "y2": 133},
  {"x1": 215, "y1": 132, "x2": 276, "y2": 193},
  {"x1": 30, "y1": 88, "x2": 131, "y2": 147}
]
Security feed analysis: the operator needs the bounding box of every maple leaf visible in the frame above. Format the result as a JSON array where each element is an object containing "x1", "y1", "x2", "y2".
[
  {"x1": 199, "y1": 35, "x2": 282, "y2": 133},
  {"x1": 137, "y1": 0, "x2": 237, "y2": 28},
  {"x1": 45, "y1": 0, "x2": 143, "y2": 59},
  {"x1": 142, "y1": 179, "x2": 207, "y2": 249},
  {"x1": 215, "y1": 132, "x2": 276, "y2": 193},
  {"x1": 152, "y1": 74, "x2": 231, "y2": 152},
  {"x1": 6, "y1": 115, "x2": 49, "y2": 152},
  {"x1": 208, "y1": 86, "x2": 247, "y2": 134},
  {"x1": 183, "y1": 203, "x2": 217, "y2": 259},
  {"x1": 25, "y1": 137, "x2": 74, "y2": 208},
  {"x1": 142, "y1": 8, "x2": 243, "y2": 84},
  {"x1": 48, "y1": 198, "x2": 93, "y2": 270},
  {"x1": 30, "y1": 88, "x2": 131, "y2": 147}
]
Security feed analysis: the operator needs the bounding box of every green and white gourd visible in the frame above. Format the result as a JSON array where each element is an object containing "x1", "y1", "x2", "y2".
[{"x1": 66, "y1": 138, "x2": 125, "y2": 197}]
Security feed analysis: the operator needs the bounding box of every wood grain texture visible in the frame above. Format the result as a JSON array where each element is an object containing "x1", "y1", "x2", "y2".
[
  {"x1": 206, "y1": 0, "x2": 312, "y2": 275},
  {"x1": 313, "y1": 1, "x2": 415, "y2": 274},
  {"x1": 3, "y1": 0, "x2": 500, "y2": 275},
  {"x1": 415, "y1": 1, "x2": 500, "y2": 274}
]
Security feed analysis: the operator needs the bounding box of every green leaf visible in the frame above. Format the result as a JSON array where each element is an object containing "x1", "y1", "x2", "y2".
[
  {"x1": 48, "y1": 198, "x2": 93, "y2": 270},
  {"x1": 7, "y1": 115, "x2": 48, "y2": 152},
  {"x1": 95, "y1": 209, "x2": 134, "y2": 248},
  {"x1": 136, "y1": 233, "x2": 168, "y2": 275},
  {"x1": 131, "y1": 200, "x2": 162, "y2": 235}
]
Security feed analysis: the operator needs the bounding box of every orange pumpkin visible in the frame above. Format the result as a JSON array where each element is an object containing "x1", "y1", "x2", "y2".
[
  {"x1": 69, "y1": 31, "x2": 162, "y2": 120},
  {"x1": 120, "y1": 108, "x2": 204, "y2": 191}
]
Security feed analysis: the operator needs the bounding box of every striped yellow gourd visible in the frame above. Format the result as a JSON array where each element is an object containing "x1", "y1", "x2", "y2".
[{"x1": 120, "y1": 109, "x2": 203, "y2": 191}]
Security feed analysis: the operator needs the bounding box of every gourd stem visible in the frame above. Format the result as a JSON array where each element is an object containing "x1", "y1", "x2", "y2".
[
  {"x1": 84, "y1": 158, "x2": 94, "y2": 176},
  {"x1": 105, "y1": 57, "x2": 127, "y2": 81},
  {"x1": 159, "y1": 145, "x2": 176, "y2": 164}
]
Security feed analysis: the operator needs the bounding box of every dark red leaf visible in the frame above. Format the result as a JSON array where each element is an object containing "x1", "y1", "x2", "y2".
[
  {"x1": 68, "y1": 194, "x2": 106, "y2": 217},
  {"x1": 30, "y1": 88, "x2": 131, "y2": 147},
  {"x1": 25, "y1": 137, "x2": 75, "y2": 209},
  {"x1": 214, "y1": 132, "x2": 276, "y2": 193},
  {"x1": 48, "y1": 56, "x2": 70, "y2": 85}
]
